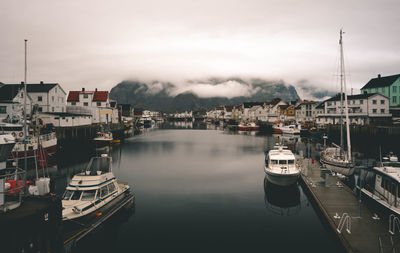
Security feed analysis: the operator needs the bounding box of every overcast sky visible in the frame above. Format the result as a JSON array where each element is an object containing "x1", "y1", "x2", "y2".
[{"x1": 1, "y1": 0, "x2": 399, "y2": 96}]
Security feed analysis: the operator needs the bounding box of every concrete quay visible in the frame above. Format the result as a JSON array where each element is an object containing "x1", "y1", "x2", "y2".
[{"x1": 298, "y1": 158, "x2": 400, "y2": 253}]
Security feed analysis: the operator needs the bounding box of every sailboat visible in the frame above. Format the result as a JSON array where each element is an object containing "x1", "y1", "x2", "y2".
[{"x1": 320, "y1": 30, "x2": 355, "y2": 176}]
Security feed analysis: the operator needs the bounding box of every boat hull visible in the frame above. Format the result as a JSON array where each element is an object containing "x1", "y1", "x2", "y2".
[
  {"x1": 320, "y1": 159, "x2": 355, "y2": 176},
  {"x1": 239, "y1": 126, "x2": 259, "y2": 131},
  {"x1": 264, "y1": 166, "x2": 300, "y2": 186},
  {"x1": 272, "y1": 127, "x2": 283, "y2": 134}
]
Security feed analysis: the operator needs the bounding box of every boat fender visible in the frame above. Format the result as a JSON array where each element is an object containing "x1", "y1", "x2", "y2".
[
  {"x1": 12, "y1": 132, "x2": 16, "y2": 137},
  {"x1": 19, "y1": 132, "x2": 23, "y2": 137}
]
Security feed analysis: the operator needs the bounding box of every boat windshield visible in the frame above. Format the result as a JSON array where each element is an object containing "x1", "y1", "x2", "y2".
[
  {"x1": 271, "y1": 160, "x2": 278, "y2": 165},
  {"x1": 81, "y1": 190, "x2": 97, "y2": 201},
  {"x1": 63, "y1": 190, "x2": 73, "y2": 200},
  {"x1": 279, "y1": 160, "x2": 287, "y2": 165},
  {"x1": 288, "y1": 160, "x2": 295, "y2": 165},
  {"x1": 70, "y1": 190, "x2": 83, "y2": 201}
]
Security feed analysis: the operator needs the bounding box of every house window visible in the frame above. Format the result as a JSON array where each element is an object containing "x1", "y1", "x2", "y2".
[
  {"x1": 373, "y1": 100, "x2": 377, "y2": 104},
  {"x1": 363, "y1": 90, "x2": 368, "y2": 94},
  {"x1": 52, "y1": 96, "x2": 54, "y2": 102},
  {"x1": 381, "y1": 109, "x2": 385, "y2": 113},
  {"x1": 52, "y1": 107, "x2": 54, "y2": 112},
  {"x1": 71, "y1": 101, "x2": 76, "y2": 105},
  {"x1": 97, "y1": 102, "x2": 101, "y2": 106},
  {"x1": 38, "y1": 96, "x2": 42, "y2": 102},
  {"x1": 394, "y1": 96, "x2": 398, "y2": 103},
  {"x1": 381, "y1": 87, "x2": 385, "y2": 93},
  {"x1": 84, "y1": 102, "x2": 88, "y2": 106},
  {"x1": 381, "y1": 100, "x2": 385, "y2": 104},
  {"x1": 373, "y1": 109, "x2": 377, "y2": 113},
  {"x1": 38, "y1": 107, "x2": 42, "y2": 112},
  {"x1": 0, "y1": 106, "x2": 6, "y2": 114},
  {"x1": 83, "y1": 94, "x2": 88, "y2": 98},
  {"x1": 55, "y1": 87, "x2": 57, "y2": 93},
  {"x1": 360, "y1": 100, "x2": 363, "y2": 104},
  {"x1": 393, "y1": 86, "x2": 397, "y2": 93}
]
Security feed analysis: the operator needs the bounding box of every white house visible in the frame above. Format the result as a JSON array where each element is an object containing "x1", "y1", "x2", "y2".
[
  {"x1": 0, "y1": 83, "x2": 32, "y2": 123},
  {"x1": 26, "y1": 81, "x2": 66, "y2": 113},
  {"x1": 38, "y1": 112, "x2": 92, "y2": 127},
  {"x1": 66, "y1": 88, "x2": 118, "y2": 124},
  {"x1": 263, "y1": 98, "x2": 287, "y2": 122},
  {"x1": 316, "y1": 93, "x2": 392, "y2": 125},
  {"x1": 295, "y1": 101, "x2": 320, "y2": 123}
]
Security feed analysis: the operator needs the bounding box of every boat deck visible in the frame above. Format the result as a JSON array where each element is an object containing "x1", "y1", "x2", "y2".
[
  {"x1": 298, "y1": 158, "x2": 400, "y2": 253},
  {"x1": 63, "y1": 192, "x2": 135, "y2": 252}
]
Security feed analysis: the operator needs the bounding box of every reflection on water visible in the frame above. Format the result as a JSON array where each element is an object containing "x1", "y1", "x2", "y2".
[
  {"x1": 51, "y1": 128, "x2": 343, "y2": 253},
  {"x1": 264, "y1": 177, "x2": 301, "y2": 216}
]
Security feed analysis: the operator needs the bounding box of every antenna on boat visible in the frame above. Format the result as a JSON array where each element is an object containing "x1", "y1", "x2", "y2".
[
  {"x1": 22, "y1": 39, "x2": 28, "y2": 196},
  {"x1": 379, "y1": 146, "x2": 382, "y2": 166}
]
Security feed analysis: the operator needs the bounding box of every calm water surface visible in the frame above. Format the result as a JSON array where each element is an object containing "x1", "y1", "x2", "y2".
[{"x1": 55, "y1": 127, "x2": 344, "y2": 252}]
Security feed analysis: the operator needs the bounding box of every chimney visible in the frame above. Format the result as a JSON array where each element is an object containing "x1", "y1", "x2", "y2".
[
  {"x1": 378, "y1": 74, "x2": 381, "y2": 78},
  {"x1": 95, "y1": 88, "x2": 98, "y2": 91},
  {"x1": 40, "y1": 81, "x2": 43, "y2": 84},
  {"x1": 82, "y1": 88, "x2": 85, "y2": 91}
]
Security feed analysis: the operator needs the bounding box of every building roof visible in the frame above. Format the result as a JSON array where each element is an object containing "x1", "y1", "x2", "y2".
[
  {"x1": 67, "y1": 90, "x2": 109, "y2": 102},
  {"x1": 224, "y1": 105, "x2": 233, "y2": 112},
  {"x1": 325, "y1": 93, "x2": 378, "y2": 102},
  {"x1": 26, "y1": 83, "x2": 58, "y2": 92},
  {"x1": 0, "y1": 84, "x2": 21, "y2": 101},
  {"x1": 315, "y1": 102, "x2": 324, "y2": 109},
  {"x1": 361, "y1": 74, "x2": 400, "y2": 90},
  {"x1": 278, "y1": 105, "x2": 290, "y2": 110}
]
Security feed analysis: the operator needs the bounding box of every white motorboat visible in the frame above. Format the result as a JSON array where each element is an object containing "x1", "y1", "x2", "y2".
[
  {"x1": 360, "y1": 154, "x2": 400, "y2": 216},
  {"x1": 93, "y1": 132, "x2": 114, "y2": 146},
  {"x1": 264, "y1": 145, "x2": 300, "y2": 186},
  {"x1": 62, "y1": 154, "x2": 130, "y2": 221},
  {"x1": 280, "y1": 125, "x2": 300, "y2": 135},
  {"x1": 320, "y1": 30, "x2": 355, "y2": 176}
]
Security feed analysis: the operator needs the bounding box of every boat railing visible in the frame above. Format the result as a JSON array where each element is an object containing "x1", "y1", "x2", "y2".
[
  {"x1": 0, "y1": 168, "x2": 26, "y2": 213},
  {"x1": 389, "y1": 214, "x2": 400, "y2": 235}
]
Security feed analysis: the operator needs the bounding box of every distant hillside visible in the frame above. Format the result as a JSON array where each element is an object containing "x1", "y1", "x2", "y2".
[{"x1": 109, "y1": 78, "x2": 301, "y2": 112}]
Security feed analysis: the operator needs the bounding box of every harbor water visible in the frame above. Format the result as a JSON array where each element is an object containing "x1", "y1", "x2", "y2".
[{"x1": 49, "y1": 124, "x2": 345, "y2": 252}]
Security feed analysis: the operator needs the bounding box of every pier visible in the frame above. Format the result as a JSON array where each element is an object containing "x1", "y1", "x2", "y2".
[{"x1": 299, "y1": 158, "x2": 400, "y2": 253}]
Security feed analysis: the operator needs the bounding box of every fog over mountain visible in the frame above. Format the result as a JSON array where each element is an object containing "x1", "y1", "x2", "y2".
[{"x1": 110, "y1": 78, "x2": 306, "y2": 112}]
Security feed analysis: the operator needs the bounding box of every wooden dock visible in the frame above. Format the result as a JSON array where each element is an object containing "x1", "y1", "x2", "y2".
[{"x1": 299, "y1": 158, "x2": 400, "y2": 253}]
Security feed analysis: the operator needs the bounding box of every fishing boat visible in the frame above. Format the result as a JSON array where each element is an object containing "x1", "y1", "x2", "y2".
[
  {"x1": 320, "y1": 30, "x2": 355, "y2": 176},
  {"x1": 62, "y1": 154, "x2": 130, "y2": 221},
  {"x1": 238, "y1": 122, "x2": 259, "y2": 131},
  {"x1": 94, "y1": 132, "x2": 113, "y2": 146},
  {"x1": 272, "y1": 122, "x2": 284, "y2": 134},
  {"x1": 8, "y1": 132, "x2": 57, "y2": 160},
  {"x1": 264, "y1": 145, "x2": 300, "y2": 186},
  {"x1": 359, "y1": 154, "x2": 400, "y2": 216}
]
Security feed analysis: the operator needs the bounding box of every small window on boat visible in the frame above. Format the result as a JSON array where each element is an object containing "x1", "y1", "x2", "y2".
[
  {"x1": 288, "y1": 160, "x2": 294, "y2": 164},
  {"x1": 100, "y1": 185, "x2": 109, "y2": 198},
  {"x1": 63, "y1": 190, "x2": 73, "y2": 200},
  {"x1": 271, "y1": 160, "x2": 278, "y2": 165},
  {"x1": 279, "y1": 160, "x2": 287, "y2": 165},
  {"x1": 81, "y1": 190, "x2": 96, "y2": 201},
  {"x1": 108, "y1": 182, "x2": 116, "y2": 193},
  {"x1": 71, "y1": 190, "x2": 83, "y2": 200}
]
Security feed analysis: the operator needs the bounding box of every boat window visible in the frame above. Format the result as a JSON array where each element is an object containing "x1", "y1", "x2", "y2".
[
  {"x1": 100, "y1": 185, "x2": 109, "y2": 198},
  {"x1": 271, "y1": 160, "x2": 278, "y2": 165},
  {"x1": 108, "y1": 182, "x2": 116, "y2": 193},
  {"x1": 81, "y1": 190, "x2": 96, "y2": 201},
  {"x1": 63, "y1": 190, "x2": 73, "y2": 200},
  {"x1": 70, "y1": 190, "x2": 83, "y2": 200},
  {"x1": 288, "y1": 160, "x2": 294, "y2": 165},
  {"x1": 279, "y1": 160, "x2": 287, "y2": 165}
]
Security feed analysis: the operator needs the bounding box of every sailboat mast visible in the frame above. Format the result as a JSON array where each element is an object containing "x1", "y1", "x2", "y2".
[{"x1": 339, "y1": 30, "x2": 352, "y2": 161}]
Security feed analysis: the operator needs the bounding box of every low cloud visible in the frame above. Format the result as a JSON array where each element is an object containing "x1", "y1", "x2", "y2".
[
  {"x1": 172, "y1": 80, "x2": 259, "y2": 98},
  {"x1": 295, "y1": 79, "x2": 336, "y2": 101}
]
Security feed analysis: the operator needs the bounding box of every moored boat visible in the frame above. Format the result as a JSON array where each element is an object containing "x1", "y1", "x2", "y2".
[
  {"x1": 94, "y1": 132, "x2": 113, "y2": 146},
  {"x1": 264, "y1": 145, "x2": 300, "y2": 186},
  {"x1": 238, "y1": 122, "x2": 259, "y2": 131},
  {"x1": 62, "y1": 154, "x2": 130, "y2": 221},
  {"x1": 280, "y1": 125, "x2": 300, "y2": 135}
]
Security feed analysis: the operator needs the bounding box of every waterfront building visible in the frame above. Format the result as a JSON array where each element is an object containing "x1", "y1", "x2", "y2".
[
  {"x1": 240, "y1": 102, "x2": 264, "y2": 121},
  {"x1": 316, "y1": 93, "x2": 391, "y2": 126},
  {"x1": 66, "y1": 88, "x2": 119, "y2": 124},
  {"x1": 38, "y1": 112, "x2": 92, "y2": 127},
  {"x1": 263, "y1": 98, "x2": 287, "y2": 122},
  {"x1": 223, "y1": 105, "x2": 233, "y2": 121},
  {"x1": 295, "y1": 101, "x2": 320, "y2": 124},
  {"x1": 0, "y1": 83, "x2": 32, "y2": 122},
  {"x1": 278, "y1": 104, "x2": 296, "y2": 122},
  {"x1": 360, "y1": 74, "x2": 400, "y2": 106},
  {"x1": 26, "y1": 81, "x2": 66, "y2": 113}
]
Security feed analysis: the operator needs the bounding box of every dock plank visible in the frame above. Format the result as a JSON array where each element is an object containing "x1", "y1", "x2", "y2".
[{"x1": 299, "y1": 158, "x2": 400, "y2": 253}]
